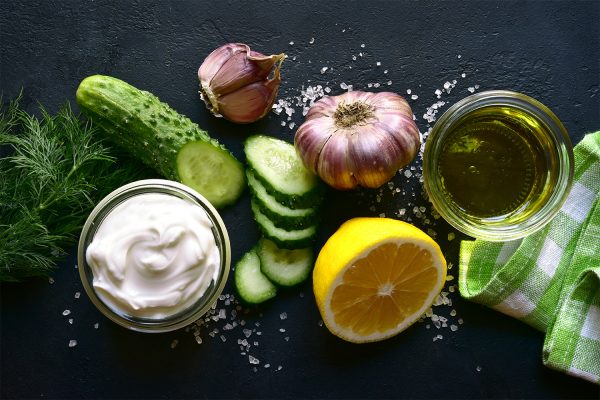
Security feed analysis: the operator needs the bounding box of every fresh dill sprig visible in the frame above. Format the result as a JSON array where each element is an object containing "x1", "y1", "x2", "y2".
[{"x1": 0, "y1": 95, "x2": 148, "y2": 282}]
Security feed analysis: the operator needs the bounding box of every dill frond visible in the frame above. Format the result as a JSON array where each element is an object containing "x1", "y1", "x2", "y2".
[{"x1": 0, "y1": 95, "x2": 149, "y2": 282}]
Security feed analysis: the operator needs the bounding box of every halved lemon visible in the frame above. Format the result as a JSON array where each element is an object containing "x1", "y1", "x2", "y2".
[{"x1": 313, "y1": 217, "x2": 447, "y2": 343}]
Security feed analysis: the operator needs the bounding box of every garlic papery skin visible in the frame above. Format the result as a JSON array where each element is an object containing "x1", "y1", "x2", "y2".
[
  {"x1": 294, "y1": 91, "x2": 420, "y2": 190},
  {"x1": 198, "y1": 43, "x2": 285, "y2": 124}
]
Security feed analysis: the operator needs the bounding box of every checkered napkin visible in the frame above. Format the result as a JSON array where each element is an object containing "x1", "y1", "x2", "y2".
[{"x1": 458, "y1": 131, "x2": 600, "y2": 385}]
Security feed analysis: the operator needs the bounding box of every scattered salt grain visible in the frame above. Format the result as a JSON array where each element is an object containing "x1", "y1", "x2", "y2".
[
  {"x1": 411, "y1": 94, "x2": 418, "y2": 100},
  {"x1": 170, "y1": 339, "x2": 178, "y2": 349},
  {"x1": 280, "y1": 312, "x2": 287, "y2": 320},
  {"x1": 68, "y1": 340, "x2": 77, "y2": 348},
  {"x1": 48, "y1": 277, "x2": 55, "y2": 284},
  {"x1": 289, "y1": 41, "x2": 294, "y2": 45},
  {"x1": 461, "y1": 73, "x2": 466, "y2": 78},
  {"x1": 62, "y1": 309, "x2": 71, "y2": 316},
  {"x1": 376, "y1": 61, "x2": 381, "y2": 66},
  {"x1": 360, "y1": 43, "x2": 365, "y2": 48},
  {"x1": 448, "y1": 232, "x2": 456, "y2": 241},
  {"x1": 243, "y1": 329, "x2": 252, "y2": 338},
  {"x1": 320, "y1": 67, "x2": 328, "y2": 74},
  {"x1": 68, "y1": 318, "x2": 73, "y2": 324},
  {"x1": 476, "y1": 366, "x2": 482, "y2": 372},
  {"x1": 450, "y1": 325, "x2": 458, "y2": 332},
  {"x1": 384, "y1": 69, "x2": 388, "y2": 74},
  {"x1": 94, "y1": 322, "x2": 99, "y2": 329},
  {"x1": 309, "y1": 37, "x2": 315, "y2": 44},
  {"x1": 406, "y1": 89, "x2": 412, "y2": 94},
  {"x1": 74, "y1": 292, "x2": 81, "y2": 299},
  {"x1": 249, "y1": 355, "x2": 260, "y2": 365},
  {"x1": 468, "y1": 87, "x2": 475, "y2": 93},
  {"x1": 387, "y1": 80, "x2": 392, "y2": 85},
  {"x1": 279, "y1": 328, "x2": 286, "y2": 333}
]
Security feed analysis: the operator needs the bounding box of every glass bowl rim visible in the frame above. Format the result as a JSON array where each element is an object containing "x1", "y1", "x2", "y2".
[
  {"x1": 423, "y1": 90, "x2": 574, "y2": 241},
  {"x1": 77, "y1": 179, "x2": 231, "y2": 333}
]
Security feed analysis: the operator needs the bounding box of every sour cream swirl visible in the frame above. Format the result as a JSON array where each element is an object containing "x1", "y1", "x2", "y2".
[{"x1": 86, "y1": 193, "x2": 220, "y2": 319}]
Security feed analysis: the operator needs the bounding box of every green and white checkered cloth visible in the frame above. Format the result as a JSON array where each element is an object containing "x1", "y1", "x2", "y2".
[{"x1": 459, "y1": 131, "x2": 600, "y2": 385}]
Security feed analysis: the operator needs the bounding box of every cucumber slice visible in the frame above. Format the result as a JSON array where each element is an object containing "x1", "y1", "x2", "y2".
[
  {"x1": 234, "y1": 249, "x2": 277, "y2": 304},
  {"x1": 177, "y1": 141, "x2": 245, "y2": 207},
  {"x1": 257, "y1": 238, "x2": 313, "y2": 287},
  {"x1": 247, "y1": 170, "x2": 318, "y2": 230},
  {"x1": 251, "y1": 201, "x2": 317, "y2": 249},
  {"x1": 244, "y1": 135, "x2": 322, "y2": 208}
]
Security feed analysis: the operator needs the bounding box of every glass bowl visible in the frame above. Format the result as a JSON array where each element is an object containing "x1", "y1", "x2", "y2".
[
  {"x1": 423, "y1": 90, "x2": 574, "y2": 241},
  {"x1": 78, "y1": 179, "x2": 231, "y2": 333}
]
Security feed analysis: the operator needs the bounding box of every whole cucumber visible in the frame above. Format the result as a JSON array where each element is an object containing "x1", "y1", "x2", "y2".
[{"x1": 76, "y1": 75, "x2": 245, "y2": 208}]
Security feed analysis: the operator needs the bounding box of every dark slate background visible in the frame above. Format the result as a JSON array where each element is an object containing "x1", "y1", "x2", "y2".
[{"x1": 1, "y1": 1, "x2": 599, "y2": 399}]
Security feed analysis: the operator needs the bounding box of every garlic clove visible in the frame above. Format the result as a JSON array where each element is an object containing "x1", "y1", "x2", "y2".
[
  {"x1": 294, "y1": 118, "x2": 336, "y2": 172},
  {"x1": 198, "y1": 43, "x2": 246, "y2": 87},
  {"x1": 317, "y1": 132, "x2": 356, "y2": 190},
  {"x1": 209, "y1": 49, "x2": 285, "y2": 96},
  {"x1": 218, "y1": 78, "x2": 280, "y2": 124},
  {"x1": 347, "y1": 124, "x2": 404, "y2": 188},
  {"x1": 198, "y1": 43, "x2": 286, "y2": 123}
]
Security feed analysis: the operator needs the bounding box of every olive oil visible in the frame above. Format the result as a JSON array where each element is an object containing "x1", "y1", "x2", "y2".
[{"x1": 436, "y1": 105, "x2": 553, "y2": 221}]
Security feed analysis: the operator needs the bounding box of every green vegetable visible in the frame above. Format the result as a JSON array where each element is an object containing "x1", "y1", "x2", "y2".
[
  {"x1": 257, "y1": 238, "x2": 313, "y2": 287},
  {"x1": 244, "y1": 135, "x2": 322, "y2": 209},
  {"x1": 0, "y1": 96, "x2": 144, "y2": 282},
  {"x1": 251, "y1": 200, "x2": 317, "y2": 249},
  {"x1": 76, "y1": 75, "x2": 245, "y2": 208},
  {"x1": 247, "y1": 170, "x2": 319, "y2": 230},
  {"x1": 234, "y1": 248, "x2": 277, "y2": 304}
]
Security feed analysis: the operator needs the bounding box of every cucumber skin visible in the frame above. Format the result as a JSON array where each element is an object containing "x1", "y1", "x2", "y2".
[
  {"x1": 257, "y1": 238, "x2": 313, "y2": 287},
  {"x1": 234, "y1": 248, "x2": 277, "y2": 305},
  {"x1": 247, "y1": 171, "x2": 320, "y2": 230},
  {"x1": 251, "y1": 201, "x2": 317, "y2": 249},
  {"x1": 75, "y1": 75, "x2": 244, "y2": 207},
  {"x1": 244, "y1": 135, "x2": 324, "y2": 209}
]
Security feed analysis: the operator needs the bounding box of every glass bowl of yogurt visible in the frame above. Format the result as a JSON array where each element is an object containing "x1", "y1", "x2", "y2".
[{"x1": 78, "y1": 179, "x2": 231, "y2": 333}]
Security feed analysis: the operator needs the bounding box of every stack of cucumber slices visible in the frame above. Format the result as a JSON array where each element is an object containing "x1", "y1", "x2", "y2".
[{"x1": 234, "y1": 135, "x2": 324, "y2": 304}]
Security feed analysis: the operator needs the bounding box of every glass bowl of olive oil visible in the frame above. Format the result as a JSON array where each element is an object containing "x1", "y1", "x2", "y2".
[{"x1": 423, "y1": 90, "x2": 574, "y2": 241}]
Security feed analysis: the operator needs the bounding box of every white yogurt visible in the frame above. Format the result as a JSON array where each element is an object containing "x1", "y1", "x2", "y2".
[{"x1": 86, "y1": 192, "x2": 220, "y2": 319}]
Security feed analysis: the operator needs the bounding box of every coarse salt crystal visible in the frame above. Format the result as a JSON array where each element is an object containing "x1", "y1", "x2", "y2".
[
  {"x1": 450, "y1": 325, "x2": 458, "y2": 332},
  {"x1": 94, "y1": 323, "x2": 99, "y2": 329},
  {"x1": 448, "y1": 232, "x2": 456, "y2": 241},
  {"x1": 406, "y1": 89, "x2": 412, "y2": 94},
  {"x1": 411, "y1": 94, "x2": 418, "y2": 100},
  {"x1": 376, "y1": 61, "x2": 381, "y2": 66},
  {"x1": 468, "y1": 87, "x2": 475, "y2": 93},
  {"x1": 280, "y1": 312, "x2": 288, "y2": 320},
  {"x1": 461, "y1": 73, "x2": 466, "y2": 78},
  {"x1": 387, "y1": 80, "x2": 392, "y2": 85},
  {"x1": 74, "y1": 292, "x2": 81, "y2": 299},
  {"x1": 170, "y1": 340, "x2": 178, "y2": 349},
  {"x1": 68, "y1": 340, "x2": 77, "y2": 348},
  {"x1": 62, "y1": 309, "x2": 71, "y2": 316},
  {"x1": 49, "y1": 277, "x2": 55, "y2": 284},
  {"x1": 309, "y1": 37, "x2": 315, "y2": 44},
  {"x1": 360, "y1": 43, "x2": 365, "y2": 48},
  {"x1": 289, "y1": 41, "x2": 294, "y2": 45},
  {"x1": 320, "y1": 67, "x2": 328, "y2": 74},
  {"x1": 68, "y1": 318, "x2": 73, "y2": 324},
  {"x1": 249, "y1": 355, "x2": 260, "y2": 365}
]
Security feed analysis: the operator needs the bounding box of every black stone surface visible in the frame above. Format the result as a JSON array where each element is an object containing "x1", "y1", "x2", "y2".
[{"x1": 1, "y1": 1, "x2": 599, "y2": 399}]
